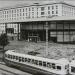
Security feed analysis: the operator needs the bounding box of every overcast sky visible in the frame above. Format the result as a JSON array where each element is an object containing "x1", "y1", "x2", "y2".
[{"x1": 0, "y1": 0, "x2": 75, "y2": 8}]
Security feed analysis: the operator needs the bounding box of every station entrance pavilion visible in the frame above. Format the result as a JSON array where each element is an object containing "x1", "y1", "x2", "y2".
[
  {"x1": 4, "y1": 16, "x2": 75, "y2": 43},
  {"x1": 20, "y1": 20, "x2": 75, "y2": 43}
]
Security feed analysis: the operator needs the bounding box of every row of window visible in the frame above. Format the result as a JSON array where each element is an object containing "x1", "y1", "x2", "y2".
[
  {"x1": 1, "y1": 10, "x2": 58, "y2": 18},
  {"x1": 1, "y1": 5, "x2": 58, "y2": 14},
  {"x1": 5, "y1": 54, "x2": 61, "y2": 70}
]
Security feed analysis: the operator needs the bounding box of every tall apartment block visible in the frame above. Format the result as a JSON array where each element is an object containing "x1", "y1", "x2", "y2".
[{"x1": 0, "y1": 2, "x2": 75, "y2": 43}]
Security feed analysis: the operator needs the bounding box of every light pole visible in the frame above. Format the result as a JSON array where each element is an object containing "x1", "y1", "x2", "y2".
[{"x1": 46, "y1": 21, "x2": 48, "y2": 56}]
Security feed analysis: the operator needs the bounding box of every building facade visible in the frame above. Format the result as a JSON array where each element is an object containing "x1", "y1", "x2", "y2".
[{"x1": 0, "y1": 2, "x2": 75, "y2": 43}]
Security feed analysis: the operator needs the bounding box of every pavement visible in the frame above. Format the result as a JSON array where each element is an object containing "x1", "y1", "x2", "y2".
[
  {"x1": 4, "y1": 41, "x2": 75, "y2": 60},
  {"x1": 0, "y1": 62, "x2": 32, "y2": 75}
]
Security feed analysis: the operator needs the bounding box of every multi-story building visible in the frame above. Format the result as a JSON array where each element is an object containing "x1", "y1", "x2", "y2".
[{"x1": 0, "y1": 2, "x2": 75, "y2": 43}]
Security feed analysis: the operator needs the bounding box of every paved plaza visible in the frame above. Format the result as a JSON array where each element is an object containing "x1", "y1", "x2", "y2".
[{"x1": 2, "y1": 41, "x2": 75, "y2": 60}]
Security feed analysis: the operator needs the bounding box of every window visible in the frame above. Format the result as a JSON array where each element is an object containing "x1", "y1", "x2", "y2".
[
  {"x1": 28, "y1": 58, "x2": 31, "y2": 62},
  {"x1": 23, "y1": 13, "x2": 24, "y2": 16},
  {"x1": 20, "y1": 9, "x2": 21, "y2": 12},
  {"x1": 25, "y1": 58, "x2": 27, "y2": 62},
  {"x1": 47, "y1": 62, "x2": 52, "y2": 68},
  {"x1": 57, "y1": 66, "x2": 61, "y2": 70},
  {"x1": 41, "y1": 12, "x2": 44, "y2": 15},
  {"x1": 12, "y1": 10, "x2": 13, "y2": 13},
  {"x1": 39, "y1": 61, "x2": 42, "y2": 66},
  {"x1": 52, "y1": 63, "x2": 56, "y2": 69},
  {"x1": 11, "y1": 55, "x2": 13, "y2": 59},
  {"x1": 13, "y1": 55, "x2": 15, "y2": 59},
  {"x1": 22, "y1": 57, "x2": 24, "y2": 62},
  {"x1": 19, "y1": 57, "x2": 21, "y2": 62},
  {"x1": 56, "y1": 10, "x2": 58, "y2": 14},
  {"x1": 23, "y1": 9, "x2": 24, "y2": 12},
  {"x1": 16, "y1": 56, "x2": 18, "y2": 60},
  {"x1": 34, "y1": 60, "x2": 38, "y2": 65},
  {"x1": 52, "y1": 11, "x2": 54, "y2": 14},
  {"x1": 32, "y1": 7, "x2": 34, "y2": 11},
  {"x1": 41, "y1": 7, "x2": 44, "y2": 11},
  {"x1": 71, "y1": 67, "x2": 75, "y2": 73},
  {"x1": 8, "y1": 54, "x2": 10, "y2": 58},
  {"x1": 29, "y1": 8, "x2": 30, "y2": 11},
  {"x1": 56, "y1": 5, "x2": 58, "y2": 9},
  {"x1": 48, "y1": 11, "x2": 50, "y2": 14},
  {"x1": 52, "y1": 6, "x2": 54, "y2": 10},
  {"x1": 26, "y1": 8, "x2": 27, "y2": 11},
  {"x1": 48, "y1": 7, "x2": 50, "y2": 10},
  {"x1": 10, "y1": 55, "x2": 12, "y2": 59},
  {"x1": 43, "y1": 62, "x2": 46, "y2": 67},
  {"x1": 32, "y1": 59, "x2": 34, "y2": 64}
]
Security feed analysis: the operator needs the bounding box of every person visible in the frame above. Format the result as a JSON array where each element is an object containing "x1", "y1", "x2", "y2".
[{"x1": 28, "y1": 38, "x2": 29, "y2": 42}]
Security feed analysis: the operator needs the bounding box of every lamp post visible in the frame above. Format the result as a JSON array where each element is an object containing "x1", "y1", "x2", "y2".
[{"x1": 46, "y1": 21, "x2": 48, "y2": 56}]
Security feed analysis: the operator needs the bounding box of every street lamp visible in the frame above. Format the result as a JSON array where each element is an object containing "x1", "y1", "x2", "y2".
[{"x1": 46, "y1": 21, "x2": 48, "y2": 56}]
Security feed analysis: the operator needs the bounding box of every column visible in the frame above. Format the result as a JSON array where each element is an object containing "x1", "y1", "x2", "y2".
[{"x1": 17, "y1": 23, "x2": 20, "y2": 40}]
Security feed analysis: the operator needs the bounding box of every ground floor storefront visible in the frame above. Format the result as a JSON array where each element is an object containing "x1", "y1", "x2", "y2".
[{"x1": 3, "y1": 20, "x2": 75, "y2": 43}]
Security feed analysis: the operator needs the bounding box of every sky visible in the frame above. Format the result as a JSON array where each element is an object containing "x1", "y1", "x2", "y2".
[{"x1": 0, "y1": 0, "x2": 75, "y2": 8}]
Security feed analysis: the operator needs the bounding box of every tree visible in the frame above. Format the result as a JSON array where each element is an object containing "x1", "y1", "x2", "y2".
[{"x1": 0, "y1": 33, "x2": 9, "y2": 61}]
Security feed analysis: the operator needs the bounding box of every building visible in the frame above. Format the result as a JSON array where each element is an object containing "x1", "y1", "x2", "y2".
[{"x1": 0, "y1": 2, "x2": 75, "y2": 43}]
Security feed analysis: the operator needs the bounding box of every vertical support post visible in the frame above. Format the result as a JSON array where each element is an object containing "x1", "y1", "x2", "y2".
[
  {"x1": 17, "y1": 23, "x2": 19, "y2": 40},
  {"x1": 63, "y1": 21, "x2": 64, "y2": 43},
  {"x1": 46, "y1": 21, "x2": 48, "y2": 56},
  {"x1": 5, "y1": 23, "x2": 7, "y2": 34},
  {"x1": 69, "y1": 22, "x2": 70, "y2": 43}
]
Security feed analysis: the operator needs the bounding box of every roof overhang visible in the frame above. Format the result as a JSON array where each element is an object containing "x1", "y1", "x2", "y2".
[{"x1": 0, "y1": 16, "x2": 75, "y2": 24}]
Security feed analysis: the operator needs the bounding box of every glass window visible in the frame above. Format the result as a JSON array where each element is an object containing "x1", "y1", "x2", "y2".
[
  {"x1": 11, "y1": 55, "x2": 13, "y2": 59},
  {"x1": 20, "y1": 9, "x2": 21, "y2": 12},
  {"x1": 28, "y1": 58, "x2": 31, "y2": 62},
  {"x1": 48, "y1": 11, "x2": 50, "y2": 14},
  {"x1": 43, "y1": 62, "x2": 46, "y2": 67},
  {"x1": 8, "y1": 54, "x2": 10, "y2": 58},
  {"x1": 32, "y1": 59, "x2": 34, "y2": 64},
  {"x1": 56, "y1": 10, "x2": 58, "y2": 14},
  {"x1": 5, "y1": 54, "x2": 7, "y2": 57},
  {"x1": 12, "y1": 10, "x2": 13, "y2": 13},
  {"x1": 22, "y1": 57, "x2": 24, "y2": 62},
  {"x1": 29, "y1": 8, "x2": 30, "y2": 11},
  {"x1": 57, "y1": 66, "x2": 61, "y2": 70},
  {"x1": 26, "y1": 8, "x2": 27, "y2": 11},
  {"x1": 16, "y1": 56, "x2": 18, "y2": 60},
  {"x1": 56, "y1": 5, "x2": 58, "y2": 9},
  {"x1": 34, "y1": 60, "x2": 38, "y2": 65},
  {"x1": 19, "y1": 57, "x2": 21, "y2": 62},
  {"x1": 48, "y1": 7, "x2": 50, "y2": 10},
  {"x1": 39, "y1": 61, "x2": 42, "y2": 66},
  {"x1": 41, "y1": 12, "x2": 44, "y2": 15},
  {"x1": 41, "y1": 7, "x2": 44, "y2": 11},
  {"x1": 52, "y1": 6, "x2": 54, "y2": 9},
  {"x1": 25, "y1": 58, "x2": 27, "y2": 62},
  {"x1": 13, "y1": 55, "x2": 15, "y2": 59},
  {"x1": 23, "y1": 9, "x2": 24, "y2": 12},
  {"x1": 52, "y1": 11, "x2": 54, "y2": 14},
  {"x1": 71, "y1": 67, "x2": 75, "y2": 73},
  {"x1": 47, "y1": 62, "x2": 52, "y2": 68},
  {"x1": 32, "y1": 7, "x2": 34, "y2": 11},
  {"x1": 52, "y1": 63, "x2": 56, "y2": 69}
]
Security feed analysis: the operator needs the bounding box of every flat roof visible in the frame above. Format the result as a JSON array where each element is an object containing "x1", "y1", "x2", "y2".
[{"x1": 0, "y1": 2, "x2": 75, "y2": 11}]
